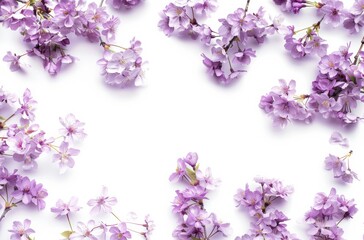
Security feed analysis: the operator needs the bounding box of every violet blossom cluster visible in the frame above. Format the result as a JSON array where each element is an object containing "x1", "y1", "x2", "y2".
[
  {"x1": 159, "y1": 0, "x2": 285, "y2": 84},
  {"x1": 0, "y1": 168, "x2": 48, "y2": 223},
  {"x1": 170, "y1": 152, "x2": 230, "y2": 240},
  {"x1": 0, "y1": 87, "x2": 85, "y2": 173},
  {"x1": 305, "y1": 188, "x2": 357, "y2": 239},
  {"x1": 1, "y1": 0, "x2": 144, "y2": 87},
  {"x1": 259, "y1": 79, "x2": 312, "y2": 127},
  {"x1": 49, "y1": 186, "x2": 153, "y2": 240},
  {"x1": 284, "y1": 17, "x2": 328, "y2": 59},
  {"x1": 260, "y1": 37, "x2": 364, "y2": 127},
  {"x1": 325, "y1": 132, "x2": 358, "y2": 183},
  {"x1": 234, "y1": 177, "x2": 298, "y2": 240},
  {"x1": 0, "y1": 86, "x2": 85, "y2": 228},
  {"x1": 273, "y1": 0, "x2": 364, "y2": 34}
]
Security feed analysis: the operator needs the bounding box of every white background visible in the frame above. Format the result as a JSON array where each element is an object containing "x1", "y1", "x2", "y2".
[{"x1": 1, "y1": 0, "x2": 364, "y2": 239}]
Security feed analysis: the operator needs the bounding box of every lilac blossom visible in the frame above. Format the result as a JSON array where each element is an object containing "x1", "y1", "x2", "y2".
[
  {"x1": 87, "y1": 186, "x2": 117, "y2": 215},
  {"x1": 8, "y1": 219, "x2": 35, "y2": 240},
  {"x1": 284, "y1": 21, "x2": 328, "y2": 59},
  {"x1": 259, "y1": 79, "x2": 312, "y2": 128},
  {"x1": 109, "y1": 223, "x2": 131, "y2": 240},
  {"x1": 59, "y1": 113, "x2": 86, "y2": 141},
  {"x1": 53, "y1": 141, "x2": 80, "y2": 174},
  {"x1": 98, "y1": 39, "x2": 144, "y2": 88},
  {"x1": 325, "y1": 151, "x2": 358, "y2": 183},
  {"x1": 51, "y1": 197, "x2": 81, "y2": 217},
  {"x1": 159, "y1": 0, "x2": 279, "y2": 84},
  {"x1": 70, "y1": 220, "x2": 103, "y2": 240},
  {"x1": 318, "y1": 0, "x2": 345, "y2": 27},
  {"x1": 305, "y1": 188, "x2": 357, "y2": 239},
  {"x1": 170, "y1": 152, "x2": 229, "y2": 239},
  {"x1": 329, "y1": 131, "x2": 349, "y2": 148},
  {"x1": 3, "y1": 51, "x2": 21, "y2": 72},
  {"x1": 235, "y1": 178, "x2": 297, "y2": 239}
]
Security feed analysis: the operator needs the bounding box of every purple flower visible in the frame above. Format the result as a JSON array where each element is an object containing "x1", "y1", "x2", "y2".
[
  {"x1": 70, "y1": 220, "x2": 103, "y2": 240},
  {"x1": 319, "y1": 0, "x2": 344, "y2": 27},
  {"x1": 329, "y1": 131, "x2": 349, "y2": 148},
  {"x1": 87, "y1": 186, "x2": 117, "y2": 215},
  {"x1": 193, "y1": 0, "x2": 217, "y2": 17},
  {"x1": 325, "y1": 154, "x2": 344, "y2": 177},
  {"x1": 101, "y1": 16, "x2": 120, "y2": 42},
  {"x1": 309, "y1": 93, "x2": 342, "y2": 119},
  {"x1": 98, "y1": 40, "x2": 144, "y2": 88},
  {"x1": 59, "y1": 113, "x2": 86, "y2": 141},
  {"x1": 8, "y1": 131, "x2": 31, "y2": 155},
  {"x1": 196, "y1": 167, "x2": 221, "y2": 190},
  {"x1": 51, "y1": 197, "x2": 81, "y2": 217},
  {"x1": 169, "y1": 158, "x2": 187, "y2": 182},
  {"x1": 163, "y1": 3, "x2": 190, "y2": 31},
  {"x1": 12, "y1": 177, "x2": 34, "y2": 205},
  {"x1": 3, "y1": 51, "x2": 21, "y2": 72},
  {"x1": 318, "y1": 54, "x2": 342, "y2": 78},
  {"x1": 8, "y1": 219, "x2": 35, "y2": 240},
  {"x1": 84, "y1": 3, "x2": 108, "y2": 24},
  {"x1": 16, "y1": 88, "x2": 37, "y2": 124},
  {"x1": 53, "y1": 141, "x2": 80, "y2": 174},
  {"x1": 185, "y1": 205, "x2": 210, "y2": 229},
  {"x1": 109, "y1": 222, "x2": 131, "y2": 240},
  {"x1": 272, "y1": 79, "x2": 296, "y2": 97}
]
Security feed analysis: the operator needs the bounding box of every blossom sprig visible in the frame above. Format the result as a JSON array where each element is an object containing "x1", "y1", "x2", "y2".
[
  {"x1": 0, "y1": 87, "x2": 86, "y2": 173},
  {"x1": 305, "y1": 188, "x2": 358, "y2": 239},
  {"x1": 325, "y1": 132, "x2": 358, "y2": 183},
  {"x1": 51, "y1": 186, "x2": 154, "y2": 240},
  {"x1": 170, "y1": 152, "x2": 230, "y2": 240},
  {"x1": 1, "y1": 0, "x2": 145, "y2": 87},
  {"x1": 234, "y1": 177, "x2": 298, "y2": 240},
  {"x1": 284, "y1": 16, "x2": 328, "y2": 59},
  {"x1": 159, "y1": 0, "x2": 284, "y2": 84},
  {"x1": 0, "y1": 168, "x2": 48, "y2": 222},
  {"x1": 273, "y1": 0, "x2": 364, "y2": 34},
  {"x1": 261, "y1": 36, "x2": 364, "y2": 127}
]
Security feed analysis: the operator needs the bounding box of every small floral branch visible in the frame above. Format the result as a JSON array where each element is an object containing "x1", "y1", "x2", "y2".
[
  {"x1": 1, "y1": 0, "x2": 145, "y2": 88},
  {"x1": 50, "y1": 186, "x2": 154, "y2": 240},
  {"x1": 170, "y1": 152, "x2": 229, "y2": 240},
  {"x1": 234, "y1": 177, "x2": 298, "y2": 239},
  {"x1": 159, "y1": 0, "x2": 284, "y2": 84}
]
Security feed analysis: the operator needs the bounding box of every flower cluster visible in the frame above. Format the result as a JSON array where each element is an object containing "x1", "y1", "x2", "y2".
[
  {"x1": 284, "y1": 17, "x2": 328, "y2": 59},
  {"x1": 0, "y1": 86, "x2": 84, "y2": 228},
  {"x1": 1, "y1": 0, "x2": 144, "y2": 87},
  {"x1": 0, "y1": 87, "x2": 85, "y2": 173},
  {"x1": 170, "y1": 152, "x2": 230, "y2": 240},
  {"x1": 0, "y1": 168, "x2": 47, "y2": 222},
  {"x1": 325, "y1": 132, "x2": 358, "y2": 183},
  {"x1": 274, "y1": 0, "x2": 364, "y2": 34},
  {"x1": 261, "y1": 36, "x2": 364, "y2": 127},
  {"x1": 305, "y1": 188, "x2": 357, "y2": 239},
  {"x1": 159, "y1": 0, "x2": 284, "y2": 84},
  {"x1": 49, "y1": 186, "x2": 153, "y2": 240},
  {"x1": 259, "y1": 79, "x2": 312, "y2": 127},
  {"x1": 234, "y1": 177, "x2": 297, "y2": 240},
  {"x1": 98, "y1": 38, "x2": 144, "y2": 87}
]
